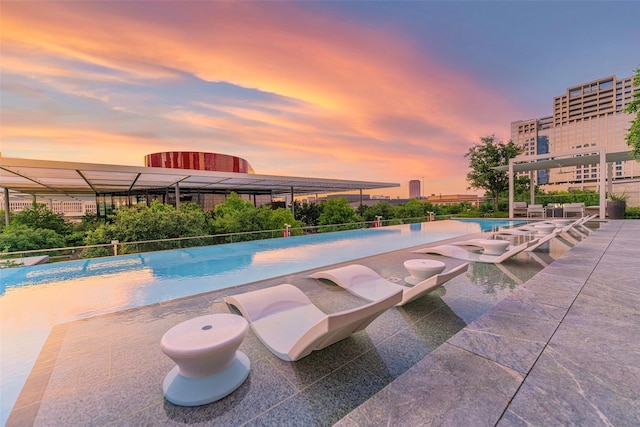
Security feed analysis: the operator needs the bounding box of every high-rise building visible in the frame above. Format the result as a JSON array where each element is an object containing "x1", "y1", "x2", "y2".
[
  {"x1": 409, "y1": 180, "x2": 421, "y2": 198},
  {"x1": 511, "y1": 74, "x2": 639, "y2": 196}
]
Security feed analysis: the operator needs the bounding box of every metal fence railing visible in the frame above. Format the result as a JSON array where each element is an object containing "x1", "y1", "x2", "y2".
[{"x1": 1, "y1": 216, "x2": 447, "y2": 267}]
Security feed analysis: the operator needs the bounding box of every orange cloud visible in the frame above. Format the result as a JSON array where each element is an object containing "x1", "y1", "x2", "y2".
[{"x1": 1, "y1": 1, "x2": 523, "y2": 197}]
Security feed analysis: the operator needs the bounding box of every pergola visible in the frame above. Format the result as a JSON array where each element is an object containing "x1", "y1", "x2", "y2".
[
  {"x1": 494, "y1": 148, "x2": 635, "y2": 218},
  {"x1": 1, "y1": 157, "x2": 399, "y2": 222}
]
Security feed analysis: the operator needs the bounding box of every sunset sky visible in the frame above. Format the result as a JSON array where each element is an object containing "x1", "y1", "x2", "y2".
[{"x1": 1, "y1": 1, "x2": 638, "y2": 198}]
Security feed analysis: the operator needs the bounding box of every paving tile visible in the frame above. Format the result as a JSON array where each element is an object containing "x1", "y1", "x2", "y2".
[
  {"x1": 499, "y1": 347, "x2": 640, "y2": 426},
  {"x1": 461, "y1": 308, "x2": 559, "y2": 344},
  {"x1": 510, "y1": 286, "x2": 578, "y2": 310},
  {"x1": 34, "y1": 362, "x2": 168, "y2": 426},
  {"x1": 521, "y1": 271, "x2": 587, "y2": 294},
  {"x1": 490, "y1": 294, "x2": 568, "y2": 322},
  {"x1": 336, "y1": 343, "x2": 524, "y2": 427},
  {"x1": 351, "y1": 303, "x2": 467, "y2": 383},
  {"x1": 448, "y1": 329, "x2": 546, "y2": 374},
  {"x1": 353, "y1": 328, "x2": 432, "y2": 382},
  {"x1": 44, "y1": 358, "x2": 295, "y2": 427},
  {"x1": 245, "y1": 362, "x2": 387, "y2": 427}
]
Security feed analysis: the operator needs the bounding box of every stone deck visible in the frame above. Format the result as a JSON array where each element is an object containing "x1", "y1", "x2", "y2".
[{"x1": 338, "y1": 220, "x2": 640, "y2": 426}]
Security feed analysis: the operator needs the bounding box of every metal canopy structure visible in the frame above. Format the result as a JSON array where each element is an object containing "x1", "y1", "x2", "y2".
[
  {"x1": 0, "y1": 157, "x2": 399, "y2": 201},
  {"x1": 493, "y1": 148, "x2": 636, "y2": 218}
]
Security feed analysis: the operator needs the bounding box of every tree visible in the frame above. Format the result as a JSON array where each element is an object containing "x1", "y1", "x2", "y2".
[
  {"x1": 395, "y1": 199, "x2": 425, "y2": 220},
  {"x1": 360, "y1": 201, "x2": 396, "y2": 221},
  {"x1": 0, "y1": 224, "x2": 66, "y2": 252},
  {"x1": 211, "y1": 193, "x2": 261, "y2": 237},
  {"x1": 65, "y1": 212, "x2": 102, "y2": 247},
  {"x1": 83, "y1": 200, "x2": 212, "y2": 254},
  {"x1": 10, "y1": 202, "x2": 68, "y2": 235},
  {"x1": 318, "y1": 198, "x2": 360, "y2": 227},
  {"x1": 293, "y1": 200, "x2": 322, "y2": 226},
  {"x1": 465, "y1": 135, "x2": 523, "y2": 211},
  {"x1": 624, "y1": 67, "x2": 640, "y2": 159}
]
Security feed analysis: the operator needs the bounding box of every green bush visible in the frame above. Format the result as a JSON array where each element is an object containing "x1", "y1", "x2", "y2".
[
  {"x1": 318, "y1": 198, "x2": 361, "y2": 226},
  {"x1": 10, "y1": 203, "x2": 69, "y2": 235},
  {"x1": 0, "y1": 224, "x2": 65, "y2": 253},
  {"x1": 625, "y1": 207, "x2": 640, "y2": 219},
  {"x1": 84, "y1": 200, "x2": 212, "y2": 251},
  {"x1": 211, "y1": 193, "x2": 301, "y2": 242}
]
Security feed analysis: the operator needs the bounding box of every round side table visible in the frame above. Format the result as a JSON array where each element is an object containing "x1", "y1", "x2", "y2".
[
  {"x1": 534, "y1": 224, "x2": 555, "y2": 235},
  {"x1": 161, "y1": 313, "x2": 250, "y2": 406},
  {"x1": 474, "y1": 239, "x2": 510, "y2": 255},
  {"x1": 403, "y1": 259, "x2": 446, "y2": 285}
]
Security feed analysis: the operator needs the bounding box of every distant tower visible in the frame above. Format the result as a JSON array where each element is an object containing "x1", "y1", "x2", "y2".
[{"x1": 409, "y1": 180, "x2": 421, "y2": 199}]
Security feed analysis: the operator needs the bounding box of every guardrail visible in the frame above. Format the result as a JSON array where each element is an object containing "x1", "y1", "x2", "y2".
[{"x1": 1, "y1": 216, "x2": 445, "y2": 266}]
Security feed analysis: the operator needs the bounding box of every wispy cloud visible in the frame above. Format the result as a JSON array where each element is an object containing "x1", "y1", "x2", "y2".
[{"x1": 1, "y1": 1, "x2": 526, "y2": 196}]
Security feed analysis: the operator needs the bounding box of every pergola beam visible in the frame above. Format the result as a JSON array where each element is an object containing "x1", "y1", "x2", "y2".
[{"x1": 502, "y1": 148, "x2": 634, "y2": 219}]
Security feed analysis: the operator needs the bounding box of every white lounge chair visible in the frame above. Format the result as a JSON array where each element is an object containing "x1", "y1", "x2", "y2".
[
  {"x1": 525, "y1": 225, "x2": 570, "y2": 251},
  {"x1": 411, "y1": 239, "x2": 539, "y2": 263},
  {"x1": 492, "y1": 227, "x2": 534, "y2": 237},
  {"x1": 451, "y1": 238, "x2": 511, "y2": 255},
  {"x1": 224, "y1": 284, "x2": 401, "y2": 361},
  {"x1": 310, "y1": 263, "x2": 469, "y2": 306}
]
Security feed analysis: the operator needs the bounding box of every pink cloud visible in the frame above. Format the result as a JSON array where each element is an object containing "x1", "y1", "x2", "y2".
[{"x1": 1, "y1": 2, "x2": 523, "y2": 197}]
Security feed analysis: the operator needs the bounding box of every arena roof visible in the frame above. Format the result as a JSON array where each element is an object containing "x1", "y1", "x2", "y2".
[{"x1": 0, "y1": 157, "x2": 399, "y2": 201}]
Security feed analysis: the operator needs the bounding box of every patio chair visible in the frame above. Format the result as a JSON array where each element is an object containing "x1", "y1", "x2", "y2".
[
  {"x1": 411, "y1": 239, "x2": 539, "y2": 264},
  {"x1": 309, "y1": 263, "x2": 469, "y2": 306},
  {"x1": 513, "y1": 201, "x2": 528, "y2": 217},
  {"x1": 224, "y1": 284, "x2": 402, "y2": 361},
  {"x1": 527, "y1": 204, "x2": 546, "y2": 218},
  {"x1": 563, "y1": 203, "x2": 585, "y2": 218}
]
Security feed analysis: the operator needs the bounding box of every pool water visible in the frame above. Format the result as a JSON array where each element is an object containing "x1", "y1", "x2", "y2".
[{"x1": 0, "y1": 219, "x2": 523, "y2": 423}]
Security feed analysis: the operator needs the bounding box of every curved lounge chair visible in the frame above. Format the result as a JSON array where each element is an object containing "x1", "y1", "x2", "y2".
[
  {"x1": 310, "y1": 263, "x2": 468, "y2": 306},
  {"x1": 224, "y1": 284, "x2": 402, "y2": 361},
  {"x1": 526, "y1": 218, "x2": 591, "y2": 251},
  {"x1": 451, "y1": 238, "x2": 511, "y2": 255},
  {"x1": 493, "y1": 227, "x2": 535, "y2": 236},
  {"x1": 411, "y1": 238, "x2": 539, "y2": 263}
]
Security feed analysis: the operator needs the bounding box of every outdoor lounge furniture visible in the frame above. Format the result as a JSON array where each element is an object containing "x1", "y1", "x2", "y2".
[
  {"x1": 524, "y1": 221, "x2": 578, "y2": 252},
  {"x1": 545, "y1": 204, "x2": 563, "y2": 218},
  {"x1": 411, "y1": 238, "x2": 539, "y2": 263},
  {"x1": 566, "y1": 214, "x2": 597, "y2": 237},
  {"x1": 160, "y1": 313, "x2": 250, "y2": 406},
  {"x1": 403, "y1": 259, "x2": 446, "y2": 284},
  {"x1": 224, "y1": 284, "x2": 402, "y2": 361},
  {"x1": 513, "y1": 201, "x2": 528, "y2": 216},
  {"x1": 493, "y1": 227, "x2": 534, "y2": 237},
  {"x1": 310, "y1": 263, "x2": 469, "y2": 306},
  {"x1": 452, "y1": 238, "x2": 511, "y2": 255},
  {"x1": 527, "y1": 204, "x2": 546, "y2": 218},
  {"x1": 563, "y1": 203, "x2": 585, "y2": 218}
]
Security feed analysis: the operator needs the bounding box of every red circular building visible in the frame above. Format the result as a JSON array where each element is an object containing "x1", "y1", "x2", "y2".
[{"x1": 145, "y1": 152, "x2": 255, "y2": 174}]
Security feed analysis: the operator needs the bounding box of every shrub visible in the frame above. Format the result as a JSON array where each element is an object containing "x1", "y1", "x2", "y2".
[
  {"x1": 625, "y1": 207, "x2": 640, "y2": 219},
  {"x1": 0, "y1": 224, "x2": 65, "y2": 252}
]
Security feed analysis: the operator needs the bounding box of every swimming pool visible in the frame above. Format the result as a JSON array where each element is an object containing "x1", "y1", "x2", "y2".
[{"x1": 0, "y1": 218, "x2": 523, "y2": 423}]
